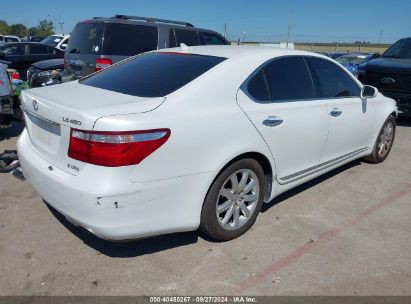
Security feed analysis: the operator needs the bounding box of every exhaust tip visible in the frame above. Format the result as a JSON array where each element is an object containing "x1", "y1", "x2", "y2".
[{"x1": 11, "y1": 166, "x2": 25, "y2": 181}]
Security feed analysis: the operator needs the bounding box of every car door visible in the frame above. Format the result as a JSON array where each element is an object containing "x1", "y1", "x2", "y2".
[
  {"x1": 28, "y1": 44, "x2": 50, "y2": 64},
  {"x1": 237, "y1": 56, "x2": 329, "y2": 183},
  {"x1": 306, "y1": 57, "x2": 374, "y2": 163}
]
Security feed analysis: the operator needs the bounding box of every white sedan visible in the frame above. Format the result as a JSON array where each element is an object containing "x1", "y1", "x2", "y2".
[{"x1": 17, "y1": 46, "x2": 397, "y2": 241}]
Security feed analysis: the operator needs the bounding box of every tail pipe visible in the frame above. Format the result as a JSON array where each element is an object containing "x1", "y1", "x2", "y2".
[{"x1": 11, "y1": 166, "x2": 25, "y2": 181}]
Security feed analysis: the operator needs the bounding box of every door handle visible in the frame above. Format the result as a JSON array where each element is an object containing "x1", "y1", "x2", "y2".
[
  {"x1": 330, "y1": 110, "x2": 342, "y2": 117},
  {"x1": 263, "y1": 116, "x2": 283, "y2": 127}
]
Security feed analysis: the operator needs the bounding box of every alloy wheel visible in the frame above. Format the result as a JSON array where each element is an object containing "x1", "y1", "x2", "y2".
[{"x1": 216, "y1": 169, "x2": 260, "y2": 231}]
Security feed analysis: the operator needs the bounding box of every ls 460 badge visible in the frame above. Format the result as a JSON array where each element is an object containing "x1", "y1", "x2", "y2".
[{"x1": 62, "y1": 117, "x2": 82, "y2": 126}]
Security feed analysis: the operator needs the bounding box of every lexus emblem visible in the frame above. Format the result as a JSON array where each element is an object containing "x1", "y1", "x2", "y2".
[
  {"x1": 380, "y1": 77, "x2": 396, "y2": 85},
  {"x1": 32, "y1": 100, "x2": 38, "y2": 111}
]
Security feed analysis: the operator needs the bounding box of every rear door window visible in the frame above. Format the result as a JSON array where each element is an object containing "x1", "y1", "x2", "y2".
[
  {"x1": 306, "y1": 57, "x2": 361, "y2": 98},
  {"x1": 174, "y1": 29, "x2": 201, "y2": 46},
  {"x1": 66, "y1": 21, "x2": 103, "y2": 54},
  {"x1": 81, "y1": 53, "x2": 226, "y2": 97},
  {"x1": 29, "y1": 44, "x2": 49, "y2": 55},
  {"x1": 106, "y1": 23, "x2": 158, "y2": 56},
  {"x1": 264, "y1": 57, "x2": 316, "y2": 102}
]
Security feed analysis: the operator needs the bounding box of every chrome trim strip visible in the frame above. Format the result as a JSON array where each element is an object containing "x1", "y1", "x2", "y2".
[
  {"x1": 22, "y1": 106, "x2": 61, "y2": 136},
  {"x1": 279, "y1": 148, "x2": 368, "y2": 185},
  {"x1": 21, "y1": 105, "x2": 60, "y2": 126}
]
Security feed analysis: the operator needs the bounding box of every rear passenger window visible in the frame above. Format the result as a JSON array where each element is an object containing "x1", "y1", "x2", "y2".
[
  {"x1": 247, "y1": 70, "x2": 270, "y2": 102},
  {"x1": 174, "y1": 29, "x2": 200, "y2": 46},
  {"x1": 169, "y1": 29, "x2": 177, "y2": 48},
  {"x1": 29, "y1": 45, "x2": 48, "y2": 55},
  {"x1": 264, "y1": 57, "x2": 316, "y2": 102},
  {"x1": 107, "y1": 24, "x2": 158, "y2": 56},
  {"x1": 307, "y1": 57, "x2": 361, "y2": 98}
]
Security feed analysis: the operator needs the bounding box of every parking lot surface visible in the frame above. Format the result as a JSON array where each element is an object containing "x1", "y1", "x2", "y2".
[{"x1": 0, "y1": 119, "x2": 411, "y2": 296}]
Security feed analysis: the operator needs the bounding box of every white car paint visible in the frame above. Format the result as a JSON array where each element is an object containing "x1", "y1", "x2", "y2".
[
  {"x1": 17, "y1": 45, "x2": 397, "y2": 240},
  {"x1": 41, "y1": 34, "x2": 70, "y2": 51}
]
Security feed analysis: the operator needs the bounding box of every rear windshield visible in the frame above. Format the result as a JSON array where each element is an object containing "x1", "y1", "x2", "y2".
[
  {"x1": 106, "y1": 23, "x2": 158, "y2": 56},
  {"x1": 80, "y1": 52, "x2": 226, "y2": 97},
  {"x1": 66, "y1": 22, "x2": 103, "y2": 54}
]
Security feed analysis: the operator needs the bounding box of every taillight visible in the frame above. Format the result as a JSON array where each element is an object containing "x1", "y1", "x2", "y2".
[
  {"x1": 68, "y1": 128, "x2": 171, "y2": 167},
  {"x1": 95, "y1": 58, "x2": 112, "y2": 71},
  {"x1": 11, "y1": 72, "x2": 20, "y2": 80}
]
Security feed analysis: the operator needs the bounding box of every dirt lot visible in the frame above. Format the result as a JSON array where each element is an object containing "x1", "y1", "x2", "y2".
[{"x1": 0, "y1": 119, "x2": 411, "y2": 296}]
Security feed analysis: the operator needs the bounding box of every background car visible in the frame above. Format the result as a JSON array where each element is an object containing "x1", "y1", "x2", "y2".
[
  {"x1": 18, "y1": 46, "x2": 397, "y2": 242},
  {"x1": 27, "y1": 58, "x2": 64, "y2": 87},
  {"x1": 0, "y1": 42, "x2": 64, "y2": 80},
  {"x1": 64, "y1": 15, "x2": 229, "y2": 80},
  {"x1": 0, "y1": 35, "x2": 21, "y2": 46},
  {"x1": 328, "y1": 52, "x2": 348, "y2": 59},
  {"x1": 357, "y1": 37, "x2": 411, "y2": 117},
  {"x1": 335, "y1": 53, "x2": 377, "y2": 75},
  {"x1": 40, "y1": 34, "x2": 70, "y2": 51}
]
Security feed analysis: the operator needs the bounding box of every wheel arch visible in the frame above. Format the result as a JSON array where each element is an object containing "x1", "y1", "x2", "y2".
[{"x1": 206, "y1": 151, "x2": 275, "y2": 204}]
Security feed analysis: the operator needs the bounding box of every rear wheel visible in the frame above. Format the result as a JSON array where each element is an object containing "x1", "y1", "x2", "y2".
[
  {"x1": 364, "y1": 115, "x2": 396, "y2": 163},
  {"x1": 200, "y1": 159, "x2": 265, "y2": 241}
]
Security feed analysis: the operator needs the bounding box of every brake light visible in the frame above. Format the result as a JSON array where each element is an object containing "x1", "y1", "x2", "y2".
[
  {"x1": 11, "y1": 72, "x2": 20, "y2": 80},
  {"x1": 68, "y1": 128, "x2": 171, "y2": 167},
  {"x1": 95, "y1": 58, "x2": 112, "y2": 71}
]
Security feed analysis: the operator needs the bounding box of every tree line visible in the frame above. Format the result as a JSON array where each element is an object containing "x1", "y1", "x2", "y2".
[{"x1": 0, "y1": 19, "x2": 55, "y2": 37}]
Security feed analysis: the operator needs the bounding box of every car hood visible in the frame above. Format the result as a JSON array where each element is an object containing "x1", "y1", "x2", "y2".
[
  {"x1": 31, "y1": 59, "x2": 64, "y2": 70},
  {"x1": 361, "y1": 57, "x2": 411, "y2": 72}
]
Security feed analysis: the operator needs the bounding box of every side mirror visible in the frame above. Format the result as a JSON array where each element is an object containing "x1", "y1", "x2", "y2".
[
  {"x1": 0, "y1": 51, "x2": 5, "y2": 59},
  {"x1": 373, "y1": 53, "x2": 380, "y2": 58},
  {"x1": 361, "y1": 85, "x2": 378, "y2": 99},
  {"x1": 60, "y1": 44, "x2": 67, "y2": 50}
]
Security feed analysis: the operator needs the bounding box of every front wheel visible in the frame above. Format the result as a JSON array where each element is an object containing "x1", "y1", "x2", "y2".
[
  {"x1": 364, "y1": 115, "x2": 396, "y2": 163},
  {"x1": 200, "y1": 159, "x2": 266, "y2": 241}
]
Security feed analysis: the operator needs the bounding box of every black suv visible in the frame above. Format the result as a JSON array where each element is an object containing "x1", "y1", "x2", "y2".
[
  {"x1": 358, "y1": 37, "x2": 411, "y2": 117},
  {"x1": 65, "y1": 15, "x2": 229, "y2": 80}
]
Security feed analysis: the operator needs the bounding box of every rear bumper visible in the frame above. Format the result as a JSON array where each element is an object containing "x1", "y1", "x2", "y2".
[{"x1": 17, "y1": 129, "x2": 213, "y2": 240}]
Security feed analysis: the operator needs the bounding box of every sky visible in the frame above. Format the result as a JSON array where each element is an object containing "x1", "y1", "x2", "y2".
[{"x1": 1, "y1": 0, "x2": 411, "y2": 43}]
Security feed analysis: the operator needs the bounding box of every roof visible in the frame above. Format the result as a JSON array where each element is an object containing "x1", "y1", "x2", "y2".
[{"x1": 157, "y1": 45, "x2": 326, "y2": 61}]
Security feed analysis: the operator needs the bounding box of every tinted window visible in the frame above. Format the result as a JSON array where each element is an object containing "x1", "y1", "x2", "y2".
[
  {"x1": 264, "y1": 57, "x2": 315, "y2": 101},
  {"x1": 81, "y1": 53, "x2": 226, "y2": 97},
  {"x1": 29, "y1": 44, "x2": 48, "y2": 55},
  {"x1": 0, "y1": 44, "x2": 24, "y2": 55},
  {"x1": 66, "y1": 22, "x2": 103, "y2": 54},
  {"x1": 169, "y1": 29, "x2": 177, "y2": 48},
  {"x1": 107, "y1": 24, "x2": 158, "y2": 56},
  {"x1": 175, "y1": 29, "x2": 200, "y2": 46},
  {"x1": 382, "y1": 38, "x2": 411, "y2": 59},
  {"x1": 307, "y1": 57, "x2": 360, "y2": 98},
  {"x1": 247, "y1": 69, "x2": 270, "y2": 102},
  {"x1": 201, "y1": 32, "x2": 227, "y2": 45}
]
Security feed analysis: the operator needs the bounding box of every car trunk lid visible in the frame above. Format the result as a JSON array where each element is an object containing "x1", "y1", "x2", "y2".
[{"x1": 21, "y1": 81, "x2": 165, "y2": 175}]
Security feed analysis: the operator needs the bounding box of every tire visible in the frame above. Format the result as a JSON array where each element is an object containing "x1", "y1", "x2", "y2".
[
  {"x1": 200, "y1": 158, "x2": 266, "y2": 241},
  {"x1": 364, "y1": 115, "x2": 396, "y2": 163}
]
